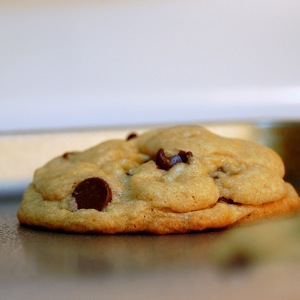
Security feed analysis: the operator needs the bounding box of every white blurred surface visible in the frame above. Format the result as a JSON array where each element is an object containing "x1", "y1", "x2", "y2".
[{"x1": 1, "y1": 0, "x2": 300, "y2": 132}]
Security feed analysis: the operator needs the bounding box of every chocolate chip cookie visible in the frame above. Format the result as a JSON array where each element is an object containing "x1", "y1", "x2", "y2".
[{"x1": 17, "y1": 126, "x2": 300, "y2": 234}]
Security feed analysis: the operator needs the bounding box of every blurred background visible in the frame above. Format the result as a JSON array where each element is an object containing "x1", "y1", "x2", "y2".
[{"x1": 1, "y1": 0, "x2": 300, "y2": 132}]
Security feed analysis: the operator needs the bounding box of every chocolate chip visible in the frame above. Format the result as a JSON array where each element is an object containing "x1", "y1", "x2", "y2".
[
  {"x1": 62, "y1": 152, "x2": 72, "y2": 159},
  {"x1": 126, "y1": 132, "x2": 138, "y2": 140},
  {"x1": 72, "y1": 177, "x2": 112, "y2": 211},
  {"x1": 155, "y1": 149, "x2": 193, "y2": 171},
  {"x1": 211, "y1": 167, "x2": 226, "y2": 179},
  {"x1": 178, "y1": 150, "x2": 193, "y2": 163}
]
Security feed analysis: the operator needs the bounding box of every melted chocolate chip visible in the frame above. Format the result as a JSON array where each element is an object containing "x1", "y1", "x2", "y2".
[
  {"x1": 126, "y1": 132, "x2": 138, "y2": 140},
  {"x1": 155, "y1": 149, "x2": 193, "y2": 171},
  {"x1": 72, "y1": 177, "x2": 112, "y2": 211},
  {"x1": 178, "y1": 150, "x2": 193, "y2": 163}
]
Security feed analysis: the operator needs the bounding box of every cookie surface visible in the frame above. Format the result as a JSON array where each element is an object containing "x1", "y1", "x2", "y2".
[{"x1": 17, "y1": 126, "x2": 300, "y2": 234}]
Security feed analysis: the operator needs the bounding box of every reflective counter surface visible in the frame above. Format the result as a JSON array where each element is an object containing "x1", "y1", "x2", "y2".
[{"x1": 1, "y1": 122, "x2": 300, "y2": 299}]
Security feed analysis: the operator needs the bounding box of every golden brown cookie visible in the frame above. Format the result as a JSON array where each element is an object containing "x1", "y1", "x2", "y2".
[{"x1": 17, "y1": 126, "x2": 300, "y2": 234}]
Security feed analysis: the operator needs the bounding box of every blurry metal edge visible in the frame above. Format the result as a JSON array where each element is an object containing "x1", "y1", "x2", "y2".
[{"x1": 0, "y1": 121, "x2": 299, "y2": 200}]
